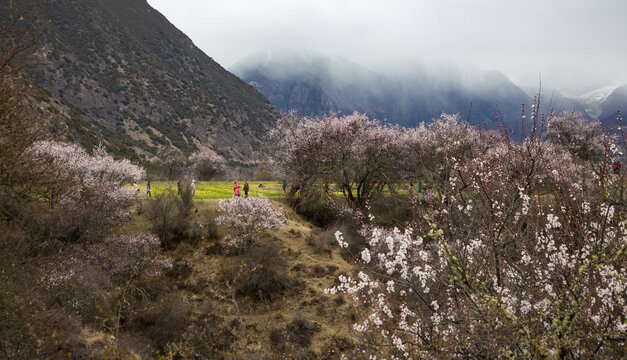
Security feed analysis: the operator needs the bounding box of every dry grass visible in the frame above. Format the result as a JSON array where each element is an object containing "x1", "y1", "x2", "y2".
[{"x1": 179, "y1": 199, "x2": 358, "y2": 355}]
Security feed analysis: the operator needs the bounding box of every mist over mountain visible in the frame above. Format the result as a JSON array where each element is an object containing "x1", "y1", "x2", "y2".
[
  {"x1": 2, "y1": 0, "x2": 277, "y2": 164},
  {"x1": 598, "y1": 85, "x2": 627, "y2": 128},
  {"x1": 232, "y1": 49, "x2": 600, "y2": 131}
]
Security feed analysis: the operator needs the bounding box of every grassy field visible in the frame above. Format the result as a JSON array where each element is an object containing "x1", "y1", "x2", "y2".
[
  {"x1": 135, "y1": 181, "x2": 286, "y2": 199},
  {"x1": 133, "y1": 181, "x2": 423, "y2": 200}
]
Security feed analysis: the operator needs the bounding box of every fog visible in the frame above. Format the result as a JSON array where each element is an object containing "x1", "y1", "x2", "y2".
[{"x1": 147, "y1": 0, "x2": 627, "y2": 96}]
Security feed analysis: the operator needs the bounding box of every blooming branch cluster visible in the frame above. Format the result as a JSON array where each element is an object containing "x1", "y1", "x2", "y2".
[
  {"x1": 188, "y1": 148, "x2": 228, "y2": 180},
  {"x1": 29, "y1": 140, "x2": 146, "y2": 243},
  {"x1": 266, "y1": 111, "x2": 408, "y2": 207},
  {"x1": 40, "y1": 233, "x2": 170, "y2": 312},
  {"x1": 325, "y1": 112, "x2": 626, "y2": 358},
  {"x1": 216, "y1": 196, "x2": 285, "y2": 249},
  {"x1": 32, "y1": 140, "x2": 145, "y2": 188}
]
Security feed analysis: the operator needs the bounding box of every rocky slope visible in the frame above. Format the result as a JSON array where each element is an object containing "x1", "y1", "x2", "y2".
[{"x1": 3, "y1": 0, "x2": 277, "y2": 164}]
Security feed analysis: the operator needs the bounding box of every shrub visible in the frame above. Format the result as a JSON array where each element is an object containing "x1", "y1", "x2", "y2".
[
  {"x1": 26, "y1": 141, "x2": 144, "y2": 245},
  {"x1": 216, "y1": 196, "x2": 285, "y2": 250},
  {"x1": 204, "y1": 219, "x2": 219, "y2": 242},
  {"x1": 39, "y1": 233, "x2": 168, "y2": 321},
  {"x1": 178, "y1": 182, "x2": 195, "y2": 217},
  {"x1": 156, "y1": 147, "x2": 185, "y2": 180},
  {"x1": 188, "y1": 148, "x2": 228, "y2": 180},
  {"x1": 289, "y1": 185, "x2": 342, "y2": 227},
  {"x1": 286, "y1": 315, "x2": 319, "y2": 348},
  {"x1": 306, "y1": 229, "x2": 335, "y2": 255},
  {"x1": 170, "y1": 314, "x2": 236, "y2": 359},
  {"x1": 228, "y1": 243, "x2": 294, "y2": 302},
  {"x1": 369, "y1": 192, "x2": 413, "y2": 227},
  {"x1": 132, "y1": 295, "x2": 192, "y2": 350},
  {"x1": 326, "y1": 109, "x2": 627, "y2": 358},
  {"x1": 145, "y1": 190, "x2": 190, "y2": 249},
  {"x1": 269, "y1": 314, "x2": 320, "y2": 351}
]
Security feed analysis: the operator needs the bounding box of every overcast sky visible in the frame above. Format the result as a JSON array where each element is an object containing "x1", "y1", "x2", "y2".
[{"x1": 147, "y1": 0, "x2": 627, "y2": 96}]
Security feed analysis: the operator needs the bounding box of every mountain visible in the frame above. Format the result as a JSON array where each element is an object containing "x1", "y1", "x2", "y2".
[
  {"x1": 231, "y1": 49, "x2": 396, "y2": 122},
  {"x1": 598, "y1": 85, "x2": 627, "y2": 128},
  {"x1": 232, "y1": 49, "x2": 594, "y2": 132},
  {"x1": 521, "y1": 87, "x2": 589, "y2": 117},
  {"x1": 577, "y1": 85, "x2": 626, "y2": 129},
  {"x1": 2, "y1": 0, "x2": 277, "y2": 164}
]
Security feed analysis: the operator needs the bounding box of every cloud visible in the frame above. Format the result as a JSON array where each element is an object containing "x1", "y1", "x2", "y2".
[{"x1": 147, "y1": 0, "x2": 627, "y2": 95}]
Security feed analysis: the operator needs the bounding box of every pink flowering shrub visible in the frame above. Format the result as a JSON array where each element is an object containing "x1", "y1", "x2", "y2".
[
  {"x1": 267, "y1": 112, "x2": 408, "y2": 207},
  {"x1": 326, "y1": 111, "x2": 626, "y2": 358},
  {"x1": 32, "y1": 141, "x2": 145, "y2": 188},
  {"x1": 41, "y1": 233, "x2": 170, "y2": 318},
  {"x1": 216, "y1": 196, "x2": 285, "y2": 250},
  {"x1": 29, "y1": 141, "x2": 145, "y2": 243},
  {"x1": 188, "y1": 148, "x2": 228, "y2": 180},
  {"x1": 546, "y1": 111, "x2": 605, "y2": 161}
]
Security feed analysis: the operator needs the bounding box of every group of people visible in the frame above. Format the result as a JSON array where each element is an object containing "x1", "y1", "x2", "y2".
[
  {"x1": 233, "y1": 181, "x2": 247, "y2": 197},
  {"x1": 177, "y1": 180, "x2": 196, "y2": 197},
  {"x1": 408, "y1": 182, "x2": 424, "y2": 195},
  {"x1": 133, "y1": 181, "x2": 152, "y2": 198},
  {"x1": 232, "y1": 180, "x2": 288, "y2": 197},
  {"x1": 133, "y1": 180, "x2": 292, "y2": 200}
]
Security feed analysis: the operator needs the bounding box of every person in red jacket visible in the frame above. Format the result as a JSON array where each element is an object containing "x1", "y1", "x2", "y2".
[
  {"x1": 613, "y1": 161, "x2": 621, "y2": 174},
  {"x1": 234, "y1": 182, "x2": 241, "y2": 197}
]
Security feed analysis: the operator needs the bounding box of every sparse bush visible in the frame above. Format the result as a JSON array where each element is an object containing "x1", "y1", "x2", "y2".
[
  {"x1": 133, "y1": 295, "x2": 192, "y2": 350},
  {"x1": 286, "y1": 315, "x2": 318, "y2": 348},
  {"x1": 253, "y1": 168, "x2": 274, "y2": 181},
  {"x1": 270, "y1": 314, "x2": 320, "y2": 351},
  {"x1": 172, "y1": 314, "x2": 236, "y2": 359},
  {"x1": 306, "y1": 229, "x2": 335, "y2": 255},
  {"x1": 29, "y1": 307, "x2": 89, "y2": 359},
  {"x1": 145, "y1": 190, "x2": 190, "y2": 248},
  {"x1": 166, "y1": 260, "x2": 193, "y2": 280},
  {"x1": 268, "y1": 328, "x2": 284, "y2": 351},
  {"x1": 229, "y1": 243, "x2": 294, "y2": 302},
  {"x1": 289, "y1": 184, "x2": 345, "y2": 227},
  {"x1": 187, "y1": 222, "x2": 205, "y2": 245},
  {"x1": 40, "y1": 233, "x2": 168, "y2": 319},
  {"x1": 369, "y1": 192, "x2": 413, "y2": 227},
  {"x1": 204, "y1": 218, "x2": 219, "y2": 242},
  {"x1": 319, "y1": 336, "x2": 355, "y2": 359}
]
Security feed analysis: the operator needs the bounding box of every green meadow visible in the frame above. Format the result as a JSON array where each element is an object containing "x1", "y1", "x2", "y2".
[
  {"x1": 133, "y1": 181, "x2": 424, "y2": 200},
  {"x1": 136, "y1": 181, "x2": 286, "y2": 199}
]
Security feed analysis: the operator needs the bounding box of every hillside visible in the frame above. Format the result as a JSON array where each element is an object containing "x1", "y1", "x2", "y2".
[
  {"x1": 232, "y1": 49, "x2": 594, "y2": 132},
  {"x1": 3, "y1": 0, "x2": 277, "y2": 164},
  {"x1": 598, "y1": 85, "x2": 627, "y2": 128}
]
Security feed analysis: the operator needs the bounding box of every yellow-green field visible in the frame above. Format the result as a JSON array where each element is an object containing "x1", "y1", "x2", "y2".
[
  {"x1": 135, "y1": 181, "x2": 287, "y2": 199},
  {"x1": 132, "y1": 181, "x2": 424, "y2": 200}
]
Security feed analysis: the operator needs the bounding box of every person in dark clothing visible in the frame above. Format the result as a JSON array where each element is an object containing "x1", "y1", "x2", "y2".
[
  {"x1": 146, "y1": 181, "x2": 151, "y2": 198},
  {"x1": 244, "y1": 181, "x2": 250, "y2": 198},
  {"x1": 282, "y1": 180, "x2": 288, "y2": 193},
  {"x1": 177, "y1": 180, "x2": 182, "y2": 196}
]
